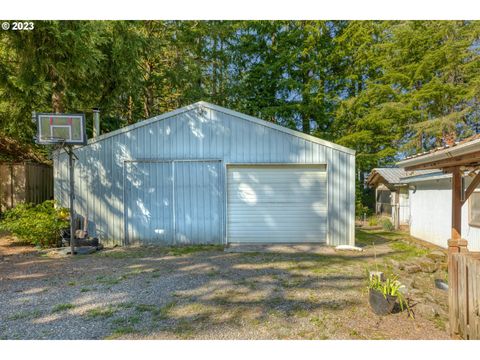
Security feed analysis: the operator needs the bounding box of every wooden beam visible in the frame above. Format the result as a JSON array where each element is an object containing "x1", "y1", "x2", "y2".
[
  {"x1": 451, "y1": 168, "x2": 462, "y2": 242},
  {"x1": 462, "y1": 172, "x2": 480, "y2": 205}
]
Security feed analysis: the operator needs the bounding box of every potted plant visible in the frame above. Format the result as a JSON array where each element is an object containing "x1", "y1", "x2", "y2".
[{"x1": 367, "y1": 272, "x2": 408, "y2": 316}]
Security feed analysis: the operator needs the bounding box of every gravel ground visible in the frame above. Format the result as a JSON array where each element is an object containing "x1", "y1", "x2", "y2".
[{"x1": 0, "y1": 230, "x2": 450, "y2": 340}]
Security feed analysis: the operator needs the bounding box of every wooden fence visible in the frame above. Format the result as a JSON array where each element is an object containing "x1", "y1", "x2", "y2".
[
  {"x1": 449, "y1": 252, "x2": 480, "y2": 339},
  {"x1": 0, "y1": 162, "x2": 53, "y2": 213}
]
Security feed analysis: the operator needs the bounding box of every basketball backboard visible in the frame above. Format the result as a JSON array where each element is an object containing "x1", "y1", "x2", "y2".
[{"x1": 36, "y1": 113, "x2": 87, "y2": 145}]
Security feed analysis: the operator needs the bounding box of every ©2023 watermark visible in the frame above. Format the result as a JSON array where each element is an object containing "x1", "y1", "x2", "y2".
[{"x1": 2, "y1": 21, "x2": 34, "y2": 31}]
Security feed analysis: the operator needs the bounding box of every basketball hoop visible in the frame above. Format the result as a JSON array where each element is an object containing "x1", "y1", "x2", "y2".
[
  {"x1": 35, "y1": 113, "x2": 86, "y2": 146},
  {"x1": 35, "y1": 112, "x2": 87, "y2": 255}
]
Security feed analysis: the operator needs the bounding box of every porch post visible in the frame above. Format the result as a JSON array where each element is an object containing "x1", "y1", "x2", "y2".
[{"x1": 448, "y1": 168, "x2": 468, "y2": 253}]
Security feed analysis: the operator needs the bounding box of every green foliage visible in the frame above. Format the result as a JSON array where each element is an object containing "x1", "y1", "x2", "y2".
[
  {"x1": 380, "y1": 218, "x2": 394, "y2": 231},
  {"x1": 1, "y1": 20, "x2": 479, "y2": 173},
  {"x1": 367, "y1": 272, "x2": 410, "y2": 315},
  {"x1": 0, "y1": 200, "x2": 69, "y2": 248},
  {"x1": 368, "y1": 216, "x2": 379, "y2": 226}
]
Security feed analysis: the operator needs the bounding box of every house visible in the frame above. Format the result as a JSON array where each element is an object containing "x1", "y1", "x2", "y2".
[
  {"x1": 366, "y1": 168, "x2": 410, "y2": 227},
  {"x1": 53, "y1": 102, "x2": 356, "y2": 246},
  {"x1": 366, "y1": 167, "x2": 434, "y2": 228},
  {"x1": 397, "y1": 135, "x2": 480, "y2": 251}
]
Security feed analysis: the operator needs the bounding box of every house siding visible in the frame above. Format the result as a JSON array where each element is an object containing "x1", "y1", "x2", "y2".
[{"x1": 408, "y1": 177, "x2": 480, "y2": 251}]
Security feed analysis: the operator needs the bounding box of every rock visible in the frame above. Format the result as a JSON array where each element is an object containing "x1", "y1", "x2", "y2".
[
  {"x1": 413, "y1": 303, "x2": 439, "y2": 318},
  {"x1": 419, "y1": 258, "x2": 437, "y2": 273},
  {"x1": 404, "y1": 264, "x2": 421, "y2": 274},
  {"x1": 75, "y1": 246, "x2": 97, "y2": 255},
  {"x1": 434, "y1": 279, "x2": 448, "y2": 291},
  {"x1": 402, "y1": 278, "x2": 418, "y2": 290},
  {"x1": 427, "y1": 250, "x2": 447, "y2": 263},
  {"x1": 389, "y1": 259, "x2": 401, "y2": 270}
]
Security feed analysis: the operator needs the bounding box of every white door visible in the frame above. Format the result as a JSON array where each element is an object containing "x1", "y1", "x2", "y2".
[{"x1": 227, "y1": 165, "x2": 328, "y2": 243}]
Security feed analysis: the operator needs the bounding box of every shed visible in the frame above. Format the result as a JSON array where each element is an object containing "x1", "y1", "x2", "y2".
[
  {"x1": 54, "y1": 102, "x2": 356, "y2": 246},
  {"x1": 366, "y1": 168, "x2": 435, "y2": 228}
]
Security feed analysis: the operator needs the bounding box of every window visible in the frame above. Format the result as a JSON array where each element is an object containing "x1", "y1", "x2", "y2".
[{"x1": 469, "y1": 191, "x2": 480, "y2": 227}]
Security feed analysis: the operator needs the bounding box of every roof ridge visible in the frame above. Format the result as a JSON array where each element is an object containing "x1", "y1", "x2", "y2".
[{"x1": 66, "y1": 101, "x2": 355, "y2": 156}]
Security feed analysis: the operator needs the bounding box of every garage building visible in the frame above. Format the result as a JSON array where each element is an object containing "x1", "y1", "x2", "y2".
[{"x1": 54, "y1": 102, "x2": 355, "y2": 246}]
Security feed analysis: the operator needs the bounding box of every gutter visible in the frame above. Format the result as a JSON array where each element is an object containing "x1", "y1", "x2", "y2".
[{"x1": 397, "y1": 138, "x2": 480, "y2": 169}]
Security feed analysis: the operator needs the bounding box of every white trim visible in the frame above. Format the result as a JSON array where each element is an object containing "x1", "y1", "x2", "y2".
[
  {"x1": 66, "y1": 102, "x2": 355, "y2": 156},
  {"x1": 225, "y1": 163, "x2": 329, "y2": 245}
]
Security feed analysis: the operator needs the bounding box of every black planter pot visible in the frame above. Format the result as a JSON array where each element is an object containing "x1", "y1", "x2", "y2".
[{"x1": 368, "y1": 288, "x2": 397, "y2": 315}]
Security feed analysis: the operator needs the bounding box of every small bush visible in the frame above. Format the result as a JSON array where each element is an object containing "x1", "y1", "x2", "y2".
[
  {"x1": 380, "y1": 218, "x2": 394, "y2": 231},
  {"x1": 0, "y1": 200, "x2": 69, "y2": 248},
  {"x1": 367, "y1": 216, "x2": 379, "y2": 226}
]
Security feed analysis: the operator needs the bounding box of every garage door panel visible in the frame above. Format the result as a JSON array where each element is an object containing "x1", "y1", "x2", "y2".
[
  {"x1": 125, "y1": 161, "x2": 174, "y2": 245},
  {"x1": 227, "y1": 165, "x2": 327, "y2": 243}
]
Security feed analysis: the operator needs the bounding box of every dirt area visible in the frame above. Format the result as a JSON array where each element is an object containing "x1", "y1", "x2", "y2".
[
  {"x1": 0, "y1": 232, "x2": 39, "y2": 257},
  {"x1": 0, "y1": 229, "x2": 450, "y2": 340}
]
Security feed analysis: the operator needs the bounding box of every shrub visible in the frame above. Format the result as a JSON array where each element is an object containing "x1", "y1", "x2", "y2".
[
  {"x1": 380, "y1": 218, "x2": 394, "y2": 231},
  {"x1": 367, "y1": 216, "x2": 379, "y2": 226},
  {"x1": 0, "y1": 200, "x2": 69, "y2": 247}
]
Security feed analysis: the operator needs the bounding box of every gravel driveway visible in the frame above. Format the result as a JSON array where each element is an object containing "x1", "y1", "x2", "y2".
[{"x1": 0, "y1": 231, "x2": 450, "y2": 340}]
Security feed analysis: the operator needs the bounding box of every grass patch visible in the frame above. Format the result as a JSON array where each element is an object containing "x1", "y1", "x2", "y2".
[
  {"x1": 431, "y1": 314, "x2": 446, "y2": 331},
  {"x1": 116, "y1": 302, "x2": 135, "y2": 309},
  {"x1": 355, "y1": 230, "x2": 382, "y2": 247},
  {"x1": 153, "y1": 301, "x2": 178, "y2": 320},
  {"x1": 52, "y1": 303, "x2": 75, "y2": 313},
  {"x1": 86, "y1": 306, "x2": 117, "y2": 319},
  {"x1": 388, "y1": 240, "x2": 429, "y2": 260},
  {"x1": 112, "y1": 315, "x2": 141, "y2": 327},
  {"x1": 166, "y1": 244, "x2": 223, "y2": 256},
  {"x1": 105, "y1": 326, "x2": 137, "y2": 339},
  {"x1": 80, "y1": 288, "x2": 90, "y2": 293},
  {"x1": 135, "y1": 304, "x2": 157, "y2": 313},
  {"x1": 172, "y1": 319, "x2": 195, "y2": 339},
  {"x1": 8, "y1": 309, "x2": 41, "y2": 320},
  {"x1": 97, "y1": 244, "x2": 223, "y2": 259}
]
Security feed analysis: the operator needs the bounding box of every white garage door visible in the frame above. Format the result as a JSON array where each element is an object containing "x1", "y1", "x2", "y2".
[{"x1": 227, "y1": 165, "x2": 327, "y2": 243}]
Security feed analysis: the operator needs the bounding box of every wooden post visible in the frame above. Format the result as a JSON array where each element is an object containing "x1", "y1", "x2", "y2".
[
  {"x1": 448, "y1": 167, "x2": 468, "y2": 337},
  {"x1": 448, "y1": 168, "x2": 468, "y2": 253}
]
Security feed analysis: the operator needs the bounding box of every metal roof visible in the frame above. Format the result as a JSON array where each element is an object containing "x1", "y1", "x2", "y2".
[
  {"x1": 397, "y1": 134, "x2": 480, "y2": 170},
  {"x1": 400, "y1": 170, "x2": 451, "y2": 184},
  {"x1": 366, "y1": 167, "x2": 437, "y2": 185},
  {"x1": 71, "y1": 101, "x2": 355, "y2": 156}
]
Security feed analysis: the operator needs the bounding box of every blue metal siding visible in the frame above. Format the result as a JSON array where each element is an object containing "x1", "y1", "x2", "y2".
[{"x1": 55, "y1": 104, "x2": 355, "y2": 246}]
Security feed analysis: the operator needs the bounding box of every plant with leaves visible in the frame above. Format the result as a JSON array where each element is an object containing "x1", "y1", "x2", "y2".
[{"x1": 0, "y1": 200, "x2": 69, "y2": 247}]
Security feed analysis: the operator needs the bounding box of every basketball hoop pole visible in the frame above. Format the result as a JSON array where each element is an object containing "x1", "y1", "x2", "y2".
[{"x1": 67, "y1": 145, "x2": 76, "y2": 255}]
